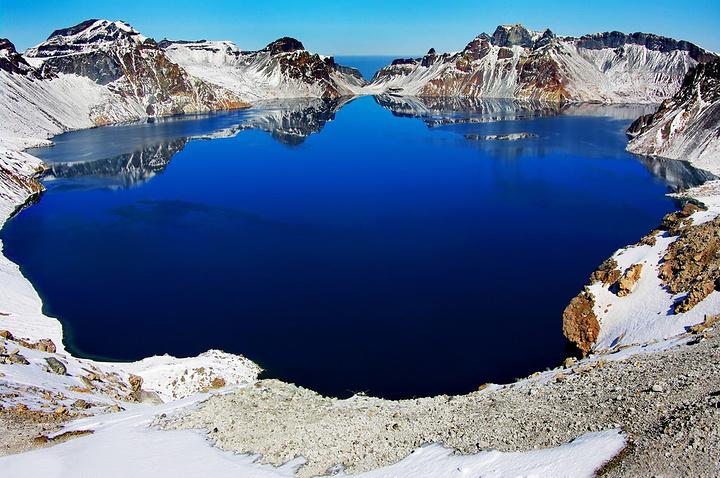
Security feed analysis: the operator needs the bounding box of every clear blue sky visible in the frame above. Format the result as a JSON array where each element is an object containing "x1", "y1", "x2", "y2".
[{"x1": 1, "y1": 0, "x2": 718, "y2": 55}]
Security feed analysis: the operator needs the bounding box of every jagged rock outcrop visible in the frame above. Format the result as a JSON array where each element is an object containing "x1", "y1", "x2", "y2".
[
  {"x1": 159, "y1": 37, "x2": 366, "y2": 100},
  {"x1": 590, "y1": 258, "x2": 621, "y2": 286},
  {"x1": 616, "y1": 264, "x2": 643, "y2": 297},
  {"x1": 660, "y1": 215, "x2": 720, "y2": 313},
  {"x1": 563, "y1": 198, "x2": 717, "y2": 353},
  {"x1": 24, "y1": 19, "x2": 249, "y2": 118},
  {"x1": 562, "y1": 290, "x2": 599, "y2": 355},
  {"x1": 627, "y1": 59, "x2": 720, "y2": 175},
  {"x1": 659, "y1": 202, "x2": 705, "y2": 235},
  {"x1": 369, "y1": 24, "x2": 716, "y2": 103}
]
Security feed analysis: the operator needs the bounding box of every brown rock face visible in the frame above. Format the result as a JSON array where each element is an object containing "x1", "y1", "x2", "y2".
[
  {"x1": 264, "y1": 37, "x2": 304, "y2": 55},
  {"x1": 616, "y1": 263, "x2": 643, "y2": 297},
  {"x1": 516, "y1": 47, "x2": 571, "y2": 102},
  {"x1": 660, "y1": 216, "x2": 720, "y2": 314},
  {"x1": 659, "y1": 202, "x2": 704, "y2": 235},
  {"x1": 17, "y1": 338, "x2": 57, "y2": 353},
  {"x1": 562, "y1": 290, "x2": 599, "y2": 355},
  {"x1": 689, "y1": 314, "x2": 720, "y2": 334},
  {"x1": 590, "y1": 258, "x2": 622, "y2": 285},
  {"x1": 128, "y1": 374, "x2": 143, "y2": 393},
  {"x1": 497, "y1": 47, "x2": 514, "y2": 59}
]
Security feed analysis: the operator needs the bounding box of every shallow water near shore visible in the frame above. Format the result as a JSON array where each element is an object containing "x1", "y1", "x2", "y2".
[{"x1": 3, "y1": 96, "x2": 711, "y2": 399}]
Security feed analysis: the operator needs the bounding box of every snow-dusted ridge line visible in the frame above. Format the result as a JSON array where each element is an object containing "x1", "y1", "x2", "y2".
[
  {"x1": 365, "y1": 24, "x2": 717, "y2": 103},
  {"x1": 158, "y1": 37, "x2": 367, "y2": 101}
]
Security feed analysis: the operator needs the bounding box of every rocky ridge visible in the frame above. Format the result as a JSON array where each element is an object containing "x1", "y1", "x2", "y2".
[
  {"x1": 368, "y1": 24, "x2": 716, "y2": 103},
  {"x1": 159, "y1": 37, "x2": 366, "y2": 101},
  {"x1": 0, "y1": 39, "x2": 43, "y2": 78}
]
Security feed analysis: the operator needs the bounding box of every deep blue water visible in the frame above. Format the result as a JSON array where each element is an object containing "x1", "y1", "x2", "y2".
[
  {"x1": 3, "y1": 96, "x2": 709, "y2": 399},
  {"x1": 335, "y1": 56, "x2": 397, "y2": 80}
]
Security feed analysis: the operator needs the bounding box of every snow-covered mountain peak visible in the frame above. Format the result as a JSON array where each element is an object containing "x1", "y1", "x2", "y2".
[
  {"x1": 263, "y1": 37, "x2": 305, "y2": 55},
  {"x1": 491, "y1": 24, "x2": 547, "y2": 48},
  {"x1": 26, "y1": 19, "x2": 148, "y2": 58},
  {"x1": 9, "y1": 19, "x2": 249, "y2": 128}
]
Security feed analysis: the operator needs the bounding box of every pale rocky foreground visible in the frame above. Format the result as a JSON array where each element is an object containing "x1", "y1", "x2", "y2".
[{"x1": 159, "y1": 323, "x2": 720, "y2": 477}]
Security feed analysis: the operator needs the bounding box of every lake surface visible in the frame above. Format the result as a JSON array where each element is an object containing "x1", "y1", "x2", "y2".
[{"x1": 3, "y1": 96, "x2": 711, "y2": 399}]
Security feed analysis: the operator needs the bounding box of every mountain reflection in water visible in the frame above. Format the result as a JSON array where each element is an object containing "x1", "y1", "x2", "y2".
[{"x1": 35, "y1": 96, "x2": 711, "y2": 192}]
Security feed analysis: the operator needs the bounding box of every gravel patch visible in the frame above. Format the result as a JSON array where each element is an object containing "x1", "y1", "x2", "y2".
[
  {"x1": 0, "y1": 408, "x2": 66, "y2": 456},
  {"x1": 158, "y1": 331, "x2": 720, "y2": 477}
]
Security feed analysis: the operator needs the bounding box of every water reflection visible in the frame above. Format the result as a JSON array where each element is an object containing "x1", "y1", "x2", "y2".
[
  {"x1": 36, "y1": 96, "x2": 710, "y2": 191},
  {"x1": 46, "y1": 139, "x2": 188, "y2": 189},
  {"x1": 37, "y1": 98, "x2": 351, "y2": 188},
  {"x1": 375, "y1": 95, "x2": 563, "y2": 124},
  {"x1": 636, "y1": 155, "x2": 716, "y2": 191},
  {"x1": 228, "y1": 97, "x2": 353, "y2": 146},
  {"x1": 375, "y1": 95, "x2": 658, "y2": 125}
]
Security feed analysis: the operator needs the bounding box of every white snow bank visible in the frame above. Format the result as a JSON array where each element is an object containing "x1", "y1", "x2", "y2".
[
  {"x1": 345, "y1": 430, "x2": 626, "y2": 478},
  {"x1": 119, "y1": 350, "x2": 261, "y2": 402},
  {"x1": 0, "y1": 395, "x2": 304, "y2": 478}
]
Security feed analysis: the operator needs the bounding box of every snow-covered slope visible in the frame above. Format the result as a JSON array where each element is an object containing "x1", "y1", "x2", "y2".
[
  {"x1": 368, "y1": 24, "x2": 716, "y2": 103},
  {"x1": 160, "y1": 38, "x2": 367, "y2": 101},
  {"x1": 627, "y1": 59, "x2": 720, "y2": 173}
]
